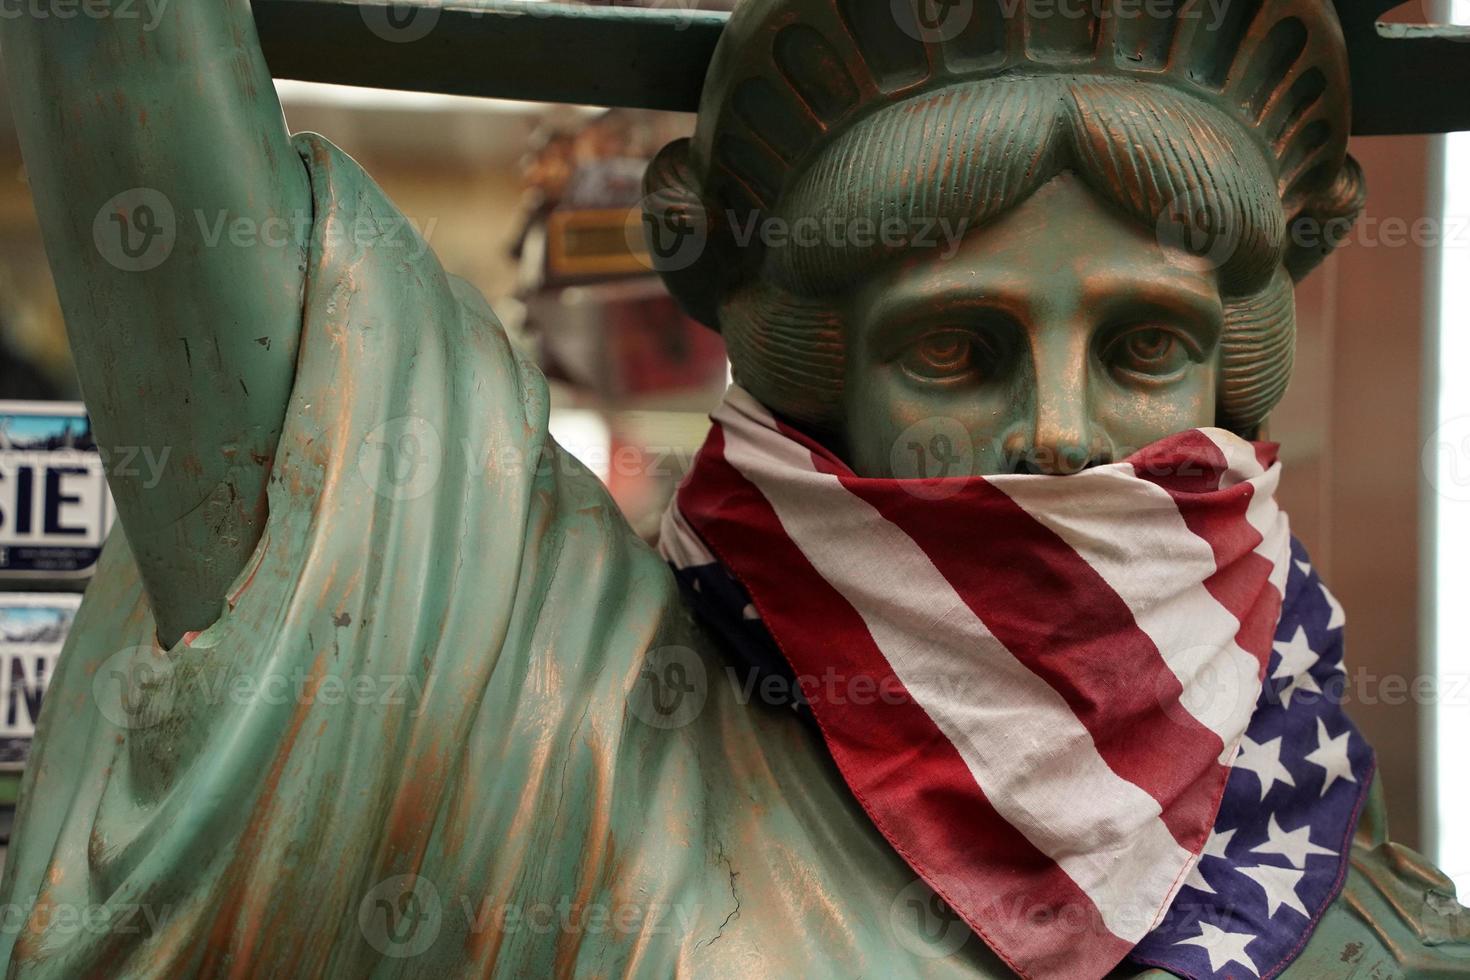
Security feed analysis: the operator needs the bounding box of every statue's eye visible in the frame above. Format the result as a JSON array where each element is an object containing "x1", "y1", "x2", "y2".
[
  {"x1": 902, "y1": 329, "x2": 995, "y2": 383},
  {"x1": 1106, "y1": 326, "x2": 1194, "y2": 380}
]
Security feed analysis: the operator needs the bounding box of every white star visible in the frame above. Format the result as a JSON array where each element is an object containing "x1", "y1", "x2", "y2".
[
  {"x1": 1202, "y1": 826, "x2": 1238, "y2": 861},
  {"x1": 1240, "y1": 863, "x2": 1310, "y2": 917},
  {"x1": 1183, "y1": 862, "x2": 1215, "y2": 894},
  {"x1": 1304, "y1": 717, "x2": 1356, "y2": 796},
  {"x1": 1321, "y1": 585, "x2": 1346, "y2": 630},
  {"x1": 1295, "y1": 559, "x2": 1312, "y2": 577},
  {"x1": 1175, "y1": 922, "x2": 1260, "y2": 975},
  {"x1": 1271, "y1": 626, "x2": 1323, "y2": 707},
  {"x1": 1272, "y1": 627, "x2": 1318, "y2": 681},
  {"x1": 1279, "y1": 670, "x2": 1323, "y2": 708},
  {"x1": 1183, "y1": 827, "x2": 1237, "y2": 895},
  {"x1": 1235, "y1": 735, "x2": 1296, "y2": 800},
  {"x1": 1251, "y1": 815, "x2": 1336, "y2": 868}
]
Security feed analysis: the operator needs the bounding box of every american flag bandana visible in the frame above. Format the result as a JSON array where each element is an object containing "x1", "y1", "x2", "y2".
[{"x1": 659, "y1": 386, "x2": 1375, "y2": 980}]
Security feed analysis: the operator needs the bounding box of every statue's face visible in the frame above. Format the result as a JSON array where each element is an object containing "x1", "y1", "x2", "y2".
[{"x1": 840, "y1": 174, "x2": 1224, "y2": 478}]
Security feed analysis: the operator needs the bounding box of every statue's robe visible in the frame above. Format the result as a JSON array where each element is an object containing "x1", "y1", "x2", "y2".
[{"x1": 0, "y1": 135, "x2": 1464, "y2": 979}]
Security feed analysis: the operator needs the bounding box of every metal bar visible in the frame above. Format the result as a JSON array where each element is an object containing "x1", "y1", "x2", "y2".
[
  {"x1": 1336, "y1": 0, "x2": 1470, "y2": 136},
  {"x1": 252, "y1": 0, "x2": 726, "y2": 112},
  {"x1": 252, "y1": 0, "x2": 1470, "y2": 134}
]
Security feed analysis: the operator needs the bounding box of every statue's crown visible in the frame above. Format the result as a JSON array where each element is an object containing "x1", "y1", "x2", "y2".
[{"x1": 691, "y1": 0, "x2": 1351, "y2": 218}]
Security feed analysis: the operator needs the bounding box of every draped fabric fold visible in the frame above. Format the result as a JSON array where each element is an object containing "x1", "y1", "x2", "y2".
[
  {"x1": 0, "y1": 133, "x2": 735, "y2": 978},
  {"x1": 662, "y1": 387, "x2": 1375, "y2": 980},
  {"x1": 0, "y1": 132, "x2": 1386, "y2": 980}
]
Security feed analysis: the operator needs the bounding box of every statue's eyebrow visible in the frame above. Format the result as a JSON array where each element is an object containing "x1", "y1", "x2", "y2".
[
  {"x1": 1079, "y1": 271, "x2": 1226, "y2": 335},
  {"x1": 862, "y1": 288, "x2": 1031, "y2": 339}
]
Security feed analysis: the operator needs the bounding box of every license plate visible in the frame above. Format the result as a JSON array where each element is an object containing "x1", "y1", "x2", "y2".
[
  {"x1": 0, "y1": 592, "x2": 80, "y2": 770},
  {"x1": 0, "y1": 401, "x2": 115, "y2": 578}
]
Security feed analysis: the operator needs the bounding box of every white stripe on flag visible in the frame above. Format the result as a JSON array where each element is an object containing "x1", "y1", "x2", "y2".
[
  {"x1": 992, "y1": 469, "x2": 1264, "y2": 760},
  {"x1": 1202, "y1": 431, "x2": 1293, "y2": 596},
  {"x1": 659, "y1": 499, "x2": 716, "y2": 570},
  {"x1": 719, "y1": 392, "x2": 1193, "y2": 944}
]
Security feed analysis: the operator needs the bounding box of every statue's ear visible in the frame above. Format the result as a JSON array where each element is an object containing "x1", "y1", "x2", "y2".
[
  {"x1": 1283, "y1": 154, "x2": 1368, "y2": 282},
  {"x1": 642, "y1": 139, "x2": 726, "y2": 329}
]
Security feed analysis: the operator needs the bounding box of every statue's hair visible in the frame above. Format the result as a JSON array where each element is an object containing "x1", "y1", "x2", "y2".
[{"x1": 645, "y1": 75, "x2": 1365, "y2": 435}]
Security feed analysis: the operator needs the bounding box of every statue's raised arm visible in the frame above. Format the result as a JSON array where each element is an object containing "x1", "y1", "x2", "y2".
[{"x1": 1, "y1": 0, "x2": 309, "y2": 645}]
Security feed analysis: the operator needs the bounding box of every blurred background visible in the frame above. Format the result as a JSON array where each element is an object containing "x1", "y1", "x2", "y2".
[{"x1": 0, "y1": 0, "x2": 1467, "y2": 897}]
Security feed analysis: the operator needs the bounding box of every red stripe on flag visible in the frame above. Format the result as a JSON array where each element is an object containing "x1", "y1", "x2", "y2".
[
  {"x1": 841, "y1": 476, "x2": 1225, "y2": 852},
  {"x1": 678, "y1": 425, "x2": 1134, "y2": 978},
  {"x1": 1128, "y1": 433, "x2": 1282, "y2": 674}
]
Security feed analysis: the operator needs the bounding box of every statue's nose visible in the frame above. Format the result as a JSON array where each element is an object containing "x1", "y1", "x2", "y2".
[{"x1": 1003, "y1": 401, "x2": 1107, "y2": 476}]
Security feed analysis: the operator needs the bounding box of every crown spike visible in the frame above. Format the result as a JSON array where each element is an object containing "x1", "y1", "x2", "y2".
[
  {"x1": 717, "y1": 131, "x2": 785, "y2": 209},
  {"x1": 1278, "y1": 117, "x2": 1333, "y2": 190},
  {"x1": 1275, "y1": 102, "x2": 1332, "y2": 165},
  {"x1": 689, "y1": 0, "x2": 1351, "y2": 229},
  {"x1": 1094, "y1": 0, "x2": 1123, "y2": 62},
  {"x1": 938, "y1": 0, "x2": 1009, "y2": 75},
  {"x1": 837, "y1": 0, "x2": 931, "y2": 92},
  {"x1": 1238, "y1": 17, "x2": 1310, "y2": 123},
  {"x1": 773, "y1": 23, "x2": 861, "y2": 125},
  {"x1": 1266, "y1": 68, "x2": 1328, "y2": 150},
  {"x1": 1167, "y1": 0, "x2": 1263, "y2": 90},
  {"x1": 1111, "y1": 0, "x2": 1186, "y2": 71},
  {"x1": 1024, "y1": 4, "x2": 1101, "y2": 64},
  {"x1": 732, "y1": 77, "x2": 819, "y2": 168},
  {"x1": 1281, "y1": 159, "x2": 1334, "y2": 211},
  {"x1": 1004, "y1": 4, "x2": 1028, "y2": 63}
]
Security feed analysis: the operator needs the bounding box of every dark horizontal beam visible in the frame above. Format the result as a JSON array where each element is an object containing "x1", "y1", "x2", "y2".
[
  {"x1": 252, "y1": 0, "x2": 1470, "y2": 134},
  {"x1": 252, "y1": 0, "x2": 724, "y2": 112},
  {"x1": 1336, "y1": 0, "x2": 1470, "y2": 136}
]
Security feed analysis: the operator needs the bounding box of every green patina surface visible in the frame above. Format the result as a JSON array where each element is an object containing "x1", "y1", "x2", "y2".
[
  {"x1": 0, "y1": 1, "x2": 1466, "y2": 976},
  {"x1": 0, "y1": 129, "x2": 1461, "y2": 978}
]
